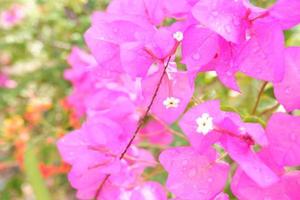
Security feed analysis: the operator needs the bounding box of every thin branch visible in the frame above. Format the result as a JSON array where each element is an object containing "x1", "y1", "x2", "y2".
[
  {"x1": 94, "y1": 57, "x2": 172, "y2": 199},
  {"x1": 251, "y1": 81, "x2": 268, "y2": 115},
  {"x1": 259, "y1": 103, "x2": 280, "y2": 116}
]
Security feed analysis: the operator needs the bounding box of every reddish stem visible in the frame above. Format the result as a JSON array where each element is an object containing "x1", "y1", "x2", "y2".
[{"x1": 94, "y1": 56, "x2": 172, "y2": 199}]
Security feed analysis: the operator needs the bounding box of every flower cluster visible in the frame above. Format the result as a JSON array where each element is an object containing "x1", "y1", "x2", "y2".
[
  {"x1": 0, "y1": 4, "x2": 25, "y2": 29},
  {"x1": 57, "y1": 0, "x2": 300, "y2": 199}
]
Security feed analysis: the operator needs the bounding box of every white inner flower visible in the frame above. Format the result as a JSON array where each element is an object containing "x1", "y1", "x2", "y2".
[
  {"x1": 173, "y1": 31, "x2": 184, "y2": 42},
  {"x1": 196, "y1": 113, "x2": 214, "y2": 135},
  {"x1": 163, "y1": 97, "x2": 180, "y2": 109}
]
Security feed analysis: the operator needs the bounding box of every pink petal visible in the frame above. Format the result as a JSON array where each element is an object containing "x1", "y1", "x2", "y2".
[
  {"x1": 182, "y1": 25, "x2": 219, "y2": 71},
  {"x1": 192, "y1": 0, "x2": 247, "y2": 43},
  {"x1": 274, "y1": 47, "x2": 300, "y2": 111},
  {"x1": 266, "y1": 113, "x2": 300, "y2": 167},
  {"x1": 120, "y1": 42, "x2": 154, "y2": 78},
  {"x1": 269, "y1": 0, "x2": 300, "y2": 30},
  {"x1": 159, "y1": 147, "x2": 229, "y2": 200},
  {"x1": 222, "y1": 137, "x2": 279, "y2": 187},
  {"x1": 236, "y1": 19, "x2": 285, "y2": 82}
]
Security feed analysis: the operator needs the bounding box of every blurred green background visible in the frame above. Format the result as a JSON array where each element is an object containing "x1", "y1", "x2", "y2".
[{"x1": 0, "y1": 0, "x2": 299, "y2": 199}]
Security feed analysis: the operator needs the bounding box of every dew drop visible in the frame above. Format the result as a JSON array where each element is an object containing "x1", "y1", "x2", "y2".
[
  {"x1": 192, "y1": 53, "x2": 200, "y2": 60},
  {"x1": 226, "y1": 71, "x2": 233, "y2": 76},
  {"x1": 198, "y1": 189, "x2": 206, "y2": 195},
  {"x1": 253, "y1": 47, "x2": 260, "y2": 53},
  {"x1": 182, "y1": 159, "x2": 188, "y2": 166},
  {"x1": 261, "y1": 53, "x2": 267, "y2": 59},
  {"x1": 285, "y1": 86, "x2": 291, "y2": 95},
  {"x1": 208, "y1": 177, "x2": 213, "y2": 182},
  {"x1": 113, "y1": 27, "x2": 118, "y2": 33},
  {"x1": 212, "y1": 11, "x2": 218, "y2": 17},
  {"x1": 225, "y1": 25, "x2": 232, "y2": 33},
  {"x1": 255, "y1": 67, "x2": 263, "y2": 74},
  {"x1": 233, "y1": 18, "x2": 240, "y2": 26},
  {"x1": 188, "y1": 168, "x2": 197, "y2": 177},
  {"x1": 290, "y1": 132, "x2": 297, "y2": 141}
]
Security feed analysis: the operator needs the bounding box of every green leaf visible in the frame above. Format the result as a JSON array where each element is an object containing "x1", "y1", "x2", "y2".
[{"x1": 24, "y1": 146, "x2": 51, "y2": 200}]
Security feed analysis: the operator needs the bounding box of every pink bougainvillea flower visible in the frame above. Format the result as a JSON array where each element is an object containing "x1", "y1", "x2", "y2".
[
  {"x1": 0, "y1": 71, "x2": 16, "y2": 88},
  {"x1": 180, "y1": 100, "x2": 277, "y2": 187},
  {"x1": 86, "y1": 12, "x2": 182, "y2": 78},
  {"x1": 64, "y1": 47, "x2": 98, "y2": 116},
  {"x1": 92, "y1": 181, "x2": 166, "y2": 200},
  {"x1": 185, "y1": 0, "x2": 287, "y2": 90},
  {"x1": 142, "y1": 64, "x2": 194, "y2": 124},
  {"x1": 274, "y1": 47, "x2": 300, "y2": 111},
  {"x1": 192, "y1": 0, "x2": 248, "y2": 43},
  {"x1": 208, "y1": 39, "x2": 240, "y2": 91},
  {"x1": 139, "y1": 118, "x2": 173, "y2": 146},
  {"x1": 268, "y1": 0, "x2": 300, "y2": 30},
  {"x1": 64, "y1": 46, "x2": 143, "y2": 117},
  {"x1": 95, "y1": 148, "x2": 158, "y2": 199},
  {"x1": 213, "y1": 192, "x2": 229, "y2": 200},
  {"x1": 57, "y1": 114, "x2": 158, "y2": 199},
  {"x1": 182, "y1": 26, "x2": 241, "y2": 91},
  {"x1": 235, "y1": 19, "x2": 285, "y2": 83},
  {"x1": 232, "y1": 168, "x2": 300, "y2": 200},
  {"x1": 265, "y1": 113, "x2": 300, "y2": 167},
  {"x1": 179, "y1": 100, "x2": 226, "y2": 151},
  {"x1": 163, "y1": 0, "x2": 198, "y2": 19},
  {"x1": 0, "y1": 4, "x2": 25, "y2": 28},
  {"x1": 120, "y1": 27, "x2": 178, "y2": 78},
  {"x1": 159, "y1": 147, "x2": 229, "y2": 200},
  {"x1": 85, "y1": 89, "x2": 138, "y2": 122},
  {"x1": 130, "y1": 182, "x2": 167, "y2": 200},
  {"x1": 64, "y1": 47, "x2": 97, "y2": 84},
  {"x1": 85, "y1": 12, "x2": 154, "y2": 74},
  {"x1": 182, "y1": 25, "x2": 219, "y2": 71},
  {"x1": 107, "y1": 0, "x2": 165, "y2": 25},
  {"x1": 221, "y1": 136, "x2": 278, "y2": 187},
  {"x1": 57, "y1": 116, "x2": 132, "y2": 184}
]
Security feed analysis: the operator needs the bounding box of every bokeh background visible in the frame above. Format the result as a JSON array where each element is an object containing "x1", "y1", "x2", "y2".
[{"x1": 0, "y1": 0, "x2": 299, "y2": 199}]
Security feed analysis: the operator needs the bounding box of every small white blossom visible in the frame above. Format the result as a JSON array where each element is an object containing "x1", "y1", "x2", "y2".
[
  {"x1": 196, "y1": 113, "x2": 214, "y2": 135},
  {"x1": 173, "y1": 31, "x2": 184, "y2": 42},
  {"x1": 163, "y1": 97, "x2": 180, "y2": 109}
]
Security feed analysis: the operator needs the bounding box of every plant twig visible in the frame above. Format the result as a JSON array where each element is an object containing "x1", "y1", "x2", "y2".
[
  {"x1": 259, "y1": 103, "x2": 280, "y2": 116},
  {"x1": 94, "y1": 57, "x2": 172, "y2": 199},
  {"x1": 251, "y1": 81, "x2": 268, "y2": 115}
]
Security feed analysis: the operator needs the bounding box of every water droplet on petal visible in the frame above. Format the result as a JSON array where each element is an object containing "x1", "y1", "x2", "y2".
[
  {"x1": 113, "y1": 27, "x2": 118, "y2": 33},
  {"x1": 198, "y1": 189, "x2": 206, "y2": 195},
  {"x1": 290, "y1": 132, "x2": 297, "y2": 141},
  {"x1": 233, "y1": 18, "x2": 240, "y2": 26},
  {"x1": 208, "y1": 178, "x2": 213, "y2": 182},
  {"x1": 182, "y1": 159, "x2": 188, "y2": 166},
  {"x1": 212, "y1": 11, "x2": 218, "y2": 17},
  {"x1": 226, "y1": 71, "x2": 233, "y2": 76},
  {"x1": 188, "y1": 168, "x2": 197, "y2": 178},
  {"x1": 255, "y1": 67, "x2": 263, "y2": 74},
  {"x1": 192, "y1": 53, "x2": 200, "y2": 60},
  {"x1": 245, "y1": 30, "x2": 251, "y2": 41},
  {"x1": 225, "y1": 25, "x2": 232, "y2": 33},
  {"x1": 253, "y1": 47, "x2": 260, "y2": 53},
  {"x1": 261, "y1": 53, "x2": 267, "y2": 59},
  {"x1": 285, "y1": 86, "x2": 291, "y2": 94}
]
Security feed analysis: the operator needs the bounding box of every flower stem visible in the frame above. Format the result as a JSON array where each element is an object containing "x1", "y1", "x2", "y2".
[
  {"x1": 251, "y1": 81, "x2": 268, "y2": 115},
  {"x1": 94, "y1": 57, "x2": 172, "y2": 199}
]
